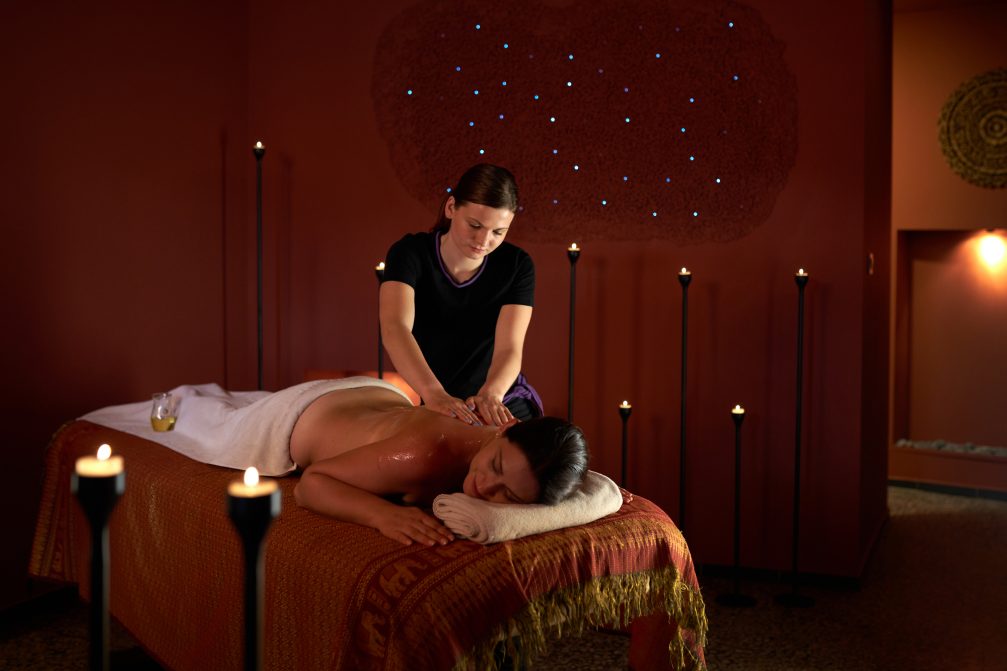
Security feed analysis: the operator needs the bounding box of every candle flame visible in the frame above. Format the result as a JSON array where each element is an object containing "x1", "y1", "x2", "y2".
[
  {"x1": 254, "y1": 141, "x2": 264, "y2": 149},
  {"x1": 798, "y1": 268, "x2": 806, "y2": 275},
  {"x1": 568, "y1": 243, "x2": 579, "y2": 251},
  {"x1": 97, "y1": 443, "x2": 111, "y2": 461},
  {"x1": 244, "y1": 467, "x2": 260, "y2": 487},
  {"x1": 732, "y1": 404, "x2": 745, "y2": 414},
  {"x1": 620, "y1": 400, "x2": 631, "y2": 409},
  {"x1": 376, "y1": 261, "x2": 385, "y2": 271},
  {"x1": 680, "y1": 267, "x2": 688, "y2": 274}
]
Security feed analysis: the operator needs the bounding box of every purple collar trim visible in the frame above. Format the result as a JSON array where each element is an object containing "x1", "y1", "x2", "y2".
[{"x1": 436, "y1": 232, "x2": 488, "y2": 288}]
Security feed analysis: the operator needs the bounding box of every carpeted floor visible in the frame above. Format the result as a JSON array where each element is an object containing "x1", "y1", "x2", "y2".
[{"x1": 2, "y1": 485, "x2": 1005, "y2": 670}]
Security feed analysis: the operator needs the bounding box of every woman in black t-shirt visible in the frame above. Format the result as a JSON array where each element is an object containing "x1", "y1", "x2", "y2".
[{"x1": 380, "y1": 164, "x2": 543, "y2": 426}]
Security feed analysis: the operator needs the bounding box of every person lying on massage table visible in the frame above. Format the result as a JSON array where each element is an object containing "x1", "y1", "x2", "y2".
[{"x1": 290, "y1": 384, "x2": 588, "y2": 547}]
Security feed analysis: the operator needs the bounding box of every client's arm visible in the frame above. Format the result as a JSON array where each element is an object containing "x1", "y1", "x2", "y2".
[{"x1": 293, "y1": 438, "x2": 456, "y2": 547}]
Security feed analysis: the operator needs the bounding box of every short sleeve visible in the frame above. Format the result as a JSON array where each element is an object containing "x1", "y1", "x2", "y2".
[
  {"x1": 382, "y1": 235, "x2": 424, "y2": 288},
  {"x1": 502, "y1": 250, "x2": 535, "y2": 307}
]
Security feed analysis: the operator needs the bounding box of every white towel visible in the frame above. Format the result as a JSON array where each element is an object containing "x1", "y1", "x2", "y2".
[
  {"x1": 432, "y1": 471, "x2": 624, "y2": 544},
  {"x1": 80, "y1": 377, "x2": 412, "y2": 476}
]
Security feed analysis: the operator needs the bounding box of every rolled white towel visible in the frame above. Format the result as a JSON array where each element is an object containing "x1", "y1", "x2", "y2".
[{"x1": 432, "y1": 471, "x2": 623, "y2": 544}]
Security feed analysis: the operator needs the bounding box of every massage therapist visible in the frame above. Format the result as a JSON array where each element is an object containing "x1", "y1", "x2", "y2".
[{"x1": 379, "y1": 163, "x2": 543, "y2": 427}]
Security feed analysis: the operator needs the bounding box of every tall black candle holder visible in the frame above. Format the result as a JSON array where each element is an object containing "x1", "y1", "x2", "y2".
[
  {"x1": 253, "y1": 141, "x2": 265, "y2": 391},
  {"x1": 228, "y1": 470, "x2": 282, "y2": 671},
  {"x1": 566, "y1": 243, "x2": 580, "y2": 422},
  {"x1": 716, "y1": 406, "x2": 756, "y2": 608},
  {"x1": 619, "y1": 401, "x2": 632, "y2": 488},
  {"x1": 375, "y1": 261, "x2": 385, "y2": 379},
  {"x1": 72, "y1": 446, "x2": 125, "y2": 671},
  {"x1": 677, "y1": 267, "x2": 692, "y2": 532},
  {"x1": 776, "y1": 269, "x2": 815, "y2": 608}
]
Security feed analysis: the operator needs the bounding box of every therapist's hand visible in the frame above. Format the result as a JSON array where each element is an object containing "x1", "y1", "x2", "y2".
[
  {"x1": 467, "y1": 392, "x2": 513, "y2": 427},
  {"x1": 424, "y1": 389, "x2": 483, "y2": 425}
]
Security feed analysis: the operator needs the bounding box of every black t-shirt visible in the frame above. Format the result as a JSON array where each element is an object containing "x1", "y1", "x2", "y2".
[{"x1": 382, "y1": 232, "x2": 535, "y2": 400}]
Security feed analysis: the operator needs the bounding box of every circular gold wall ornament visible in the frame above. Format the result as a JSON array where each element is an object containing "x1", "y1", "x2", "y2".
[{"x1": 938, "y1": 68, "x2": 1007, "y2": 189}]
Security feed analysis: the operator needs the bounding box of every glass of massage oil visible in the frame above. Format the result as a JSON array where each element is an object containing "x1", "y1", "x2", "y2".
[{"x1": 151, "y1": 392, "x2": 178, "y2": 432}]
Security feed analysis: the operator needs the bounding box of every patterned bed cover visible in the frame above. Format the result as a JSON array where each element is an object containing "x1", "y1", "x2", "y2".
[{"x1": 30, "y1": 420, "x2": 707, "y2": 670}]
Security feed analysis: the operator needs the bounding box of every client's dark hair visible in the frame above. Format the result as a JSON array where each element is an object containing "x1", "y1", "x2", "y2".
[
  {"x1": 432, "y1": 163, "x2": 519, "y2": 234},
  {"x1": 504, "y1": 417, "x2": 589, "y2": 504}
]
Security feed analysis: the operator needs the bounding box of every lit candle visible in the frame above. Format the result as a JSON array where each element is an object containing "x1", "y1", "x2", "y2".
[
  {"x1": 677, "y1": 266, "x2": 692, "y2": 289},
  {"x1": 794, "y1": 267, "x2": 809, "y2": 289},
  {"x1": 253, "y1": 140, "x2": 266, "y2": 392},
  {"x1": 374, "y1": 261, "x2": 386, "y2": 377},
  {"x1": 567, "y1": 242, "x2": 581, "y2": 264},
  {"x1": 618, "y1": 399, "x2": 632, "y2": 487},
  {"x1": 228, "y1": 467, "x2": 279, "y2": 498},
  {"x1": 71, "y1": 442, "x2": 125, "y2": 671},
  {"x1": 227, "y1": 466, "x2": 281, "y2": 671},
  {"x1": 677, "y1": 263, "x2": 692, "y2": 529},
  {"x1": 75, "y1": 443, "x2": 124, "y2": 478},
  {"x1": 720, "y1": 400, "x2": 754, "y2": 607},
  {"x1": 567, "y1": 242, "x2": 580, "y2": 420},
  {"x1": 618, "y1": 399, "x2": 633, "y2": 420}
]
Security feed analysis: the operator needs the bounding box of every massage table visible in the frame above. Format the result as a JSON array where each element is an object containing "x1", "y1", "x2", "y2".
[{"x1": 30, "y1": 419, "x2": 707, "y2": 670}]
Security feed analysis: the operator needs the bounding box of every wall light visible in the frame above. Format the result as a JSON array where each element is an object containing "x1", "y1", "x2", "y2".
[{"x1": 978, "y1": 229, "x2": 1006, "y2": 269}]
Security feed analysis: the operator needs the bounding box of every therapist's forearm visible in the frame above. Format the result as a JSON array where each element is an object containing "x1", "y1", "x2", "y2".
[
  {"x1": 381, "y1": 323, "x2": 446, "y2": 399},
  {"x1": 481, "y1": 347, "x2": 521, "y2": 398}
]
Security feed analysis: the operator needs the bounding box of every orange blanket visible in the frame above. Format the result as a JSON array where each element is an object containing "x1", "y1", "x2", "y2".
[{"x1": 30, "y1": 420, "x2": 707, "y2": 670}]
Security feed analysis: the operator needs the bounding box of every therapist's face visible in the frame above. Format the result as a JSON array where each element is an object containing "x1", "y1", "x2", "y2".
[{"x1": 444, "y1": 197, "x2": 515, "y2": 261}]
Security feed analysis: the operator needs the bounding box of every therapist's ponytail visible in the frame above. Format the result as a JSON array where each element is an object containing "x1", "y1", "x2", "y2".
[{"x1": 432, "y1": 163, "x2": 519, "y2": 234}]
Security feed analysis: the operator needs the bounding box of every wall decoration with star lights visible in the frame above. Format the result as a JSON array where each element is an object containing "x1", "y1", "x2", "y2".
[{"x1": 372, "y1": 0, "x2": 798, "y2": 244}]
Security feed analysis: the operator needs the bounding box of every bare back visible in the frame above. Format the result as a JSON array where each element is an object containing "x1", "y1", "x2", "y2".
[
  {"x1": 290, "y1": 386, "x2": 418, "y2": 467},
  {"x1": 290, "y1": 386, "x2": 497, "y2": 507}
]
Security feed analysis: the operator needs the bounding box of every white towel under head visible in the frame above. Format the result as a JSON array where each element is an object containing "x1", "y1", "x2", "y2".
[{"x1": 432, "y1": 470, "x2": 623, "y2": 544}]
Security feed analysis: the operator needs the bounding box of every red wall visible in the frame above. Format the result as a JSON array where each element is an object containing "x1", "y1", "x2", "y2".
[
  {"x1": 892, "y1": 3, "x2": 1007, "y2": 232},
  {"x1": 904, "y1": 231, "x2": 1007, "y2": 446},
  {"x1": 861, "y1": 0, "x2": 894, "y2": 568},
  {"x1": 0, "y1": 0, "x2": 250, "y2": 606},
  {"x1": 891, "y1": 4, "x2": 1007, "y2": 450},
  {"x1": 1, "y1": 0, "x2": 892, "y2": 606},
  {"x1": 247, "y1": 0, "x2": 890, "y2": 578}
]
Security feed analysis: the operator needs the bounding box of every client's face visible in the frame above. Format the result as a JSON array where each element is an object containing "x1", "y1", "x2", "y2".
[{"x1": 463, "y1": 437, "x2": 539, "y2": 504}]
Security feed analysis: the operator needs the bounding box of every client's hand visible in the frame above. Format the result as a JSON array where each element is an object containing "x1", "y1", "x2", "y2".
[
  {"x1": 466, "y1": 393, "x2": 513, "y2": 427},
  {"x1": 423, "y1": 389, "x2": 482, "y2": 425},
  {"x1": 376, "y1": 507, "x2": 455, "y2": 546}
]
